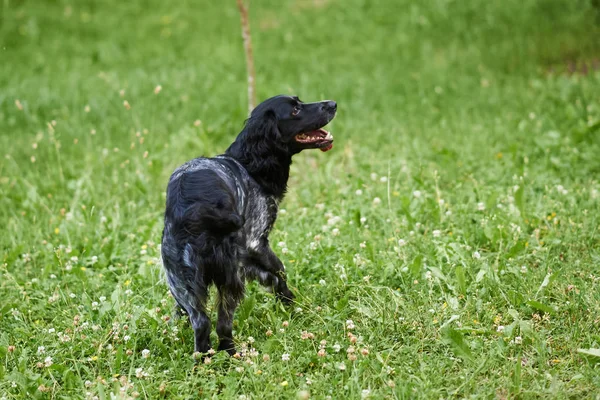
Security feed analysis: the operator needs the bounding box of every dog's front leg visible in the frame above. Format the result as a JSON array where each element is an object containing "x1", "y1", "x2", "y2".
[{"x1": 249, "y1": 245, "x2": 295, "y2": 304}]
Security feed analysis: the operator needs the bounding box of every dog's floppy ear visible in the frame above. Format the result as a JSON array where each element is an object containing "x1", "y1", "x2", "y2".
[{"x1": 246, "y1": 109, "x2": 280, "y2": 140}]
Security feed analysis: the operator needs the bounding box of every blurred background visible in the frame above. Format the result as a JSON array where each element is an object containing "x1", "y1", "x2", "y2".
[
  {"x1": 2, "y1": 1, "x2": 600, "y2": 397},
  {"x1": 2, "y1": 0, "x2": 600, "y2": 240}
]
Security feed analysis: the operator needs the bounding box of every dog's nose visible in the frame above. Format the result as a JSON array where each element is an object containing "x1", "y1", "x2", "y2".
[{"x1": 323, "y1": 101, "x2": 337, "y2": 112}]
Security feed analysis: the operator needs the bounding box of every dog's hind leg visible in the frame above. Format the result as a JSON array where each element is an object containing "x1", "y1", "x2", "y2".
[
  {"x1": 190, "y1": 304, "x2": 211, "y2": 354},
  {"x1": 216, "y1": 283, "x2": 243, "y2": 355},
  {"x1": 164, "y1": 268, "x2": 212, "y2": 354}
]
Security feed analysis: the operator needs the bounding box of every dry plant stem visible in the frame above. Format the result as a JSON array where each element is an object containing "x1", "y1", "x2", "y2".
[{"x1": 236, "y1": 0, "x2": 257, "y2": 114}]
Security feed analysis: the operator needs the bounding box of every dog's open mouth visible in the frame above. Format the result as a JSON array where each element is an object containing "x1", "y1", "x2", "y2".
[{"x1": 294, "y1": 128, "x2": 334, "y2": 152}]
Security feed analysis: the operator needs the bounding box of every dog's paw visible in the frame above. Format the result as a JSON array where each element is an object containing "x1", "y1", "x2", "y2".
[
  {"x1": 276, "y1": 288, "x2": 295, "y2": 305},
  {"x1": 217, "y1": 340, "x2": 237, "y2": 356}
]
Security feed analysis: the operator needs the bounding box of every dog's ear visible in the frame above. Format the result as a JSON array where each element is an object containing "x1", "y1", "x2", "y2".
[{"x1": 246, "y1": 110, "x2": 280, "y2": 140}]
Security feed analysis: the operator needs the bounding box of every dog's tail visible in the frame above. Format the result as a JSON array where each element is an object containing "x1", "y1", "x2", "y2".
[
  {"x1": 166, "y1": 169, "x2": 244, "y2": 237},
  {"x1": 183, "y1": 203, "x2": 243, "y2": 235}
]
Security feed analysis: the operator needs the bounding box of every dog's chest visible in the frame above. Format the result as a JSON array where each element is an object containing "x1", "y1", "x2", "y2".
[{"x1": 244, "y1": 190, "x2": 278, "y2": 251}]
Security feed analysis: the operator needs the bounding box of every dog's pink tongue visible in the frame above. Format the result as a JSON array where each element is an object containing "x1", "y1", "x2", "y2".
[{"x1": 320, "y1": 143, "x2": 333, "y2": 152}]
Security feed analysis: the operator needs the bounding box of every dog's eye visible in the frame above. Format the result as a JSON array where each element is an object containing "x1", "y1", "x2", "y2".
[{"x1": 291, "y1": 106, "x2": 301, "y2": 116}]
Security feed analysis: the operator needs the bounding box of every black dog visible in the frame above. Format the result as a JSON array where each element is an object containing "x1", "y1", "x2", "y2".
[{"x1": 161, "y1": 95, "x2": 337, "y2": 355}]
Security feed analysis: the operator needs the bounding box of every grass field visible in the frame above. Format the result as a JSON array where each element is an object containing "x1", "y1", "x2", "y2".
[{"x1": 2, "y1": 0, "x2": 600, "y2": 398}]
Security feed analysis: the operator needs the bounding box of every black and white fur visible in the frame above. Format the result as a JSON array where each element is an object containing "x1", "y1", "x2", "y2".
[{"x1": 161, "y1": 95, "x2": 337, "y2": 356}]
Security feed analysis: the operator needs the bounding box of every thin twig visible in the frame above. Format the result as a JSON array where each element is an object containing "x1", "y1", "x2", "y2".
[{"x1": 236, "y1": 0, "x2": 257, "y2": 114}]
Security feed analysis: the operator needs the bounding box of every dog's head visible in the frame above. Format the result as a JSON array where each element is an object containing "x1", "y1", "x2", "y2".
[{"x1": 246, "y1": 95, "x2": 337, "y2": 153}]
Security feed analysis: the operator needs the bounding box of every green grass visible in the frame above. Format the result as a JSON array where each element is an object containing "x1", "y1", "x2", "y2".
[{"x1": 2, "y1": 0, "x2": 600, "y2": 398}]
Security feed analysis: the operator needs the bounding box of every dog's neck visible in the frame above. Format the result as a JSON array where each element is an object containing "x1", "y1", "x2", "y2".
[{"x1": 225, "y1": 131, "x2": 292, "y2": 201}]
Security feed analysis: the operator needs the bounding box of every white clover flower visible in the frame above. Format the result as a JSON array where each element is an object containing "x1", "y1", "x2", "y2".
[
  {"x1": 361, "y1": 389, "x2": 371, "y2": 398},
  {"x1": 514, "y1": 336, "x2": 522, "y2": 344},
  {"x1": 333, "y1": 343, "x2": 341, "y2": 353},
  {"x1": 370, "y1": 173, "x2": 378, "y2": 181},
  {"x1": 555, "y1": 184, "x2": 568, "y2": 195},
  {"x1": 277, "y1": 241, "x2": 286, "y2": 248},
  {"x1": 432, "y1": 230, "x2": 441, "y2": 237},
  {"x1": 497, "y1": 325, "x2": 505, "y2": 333},
  {"x1": 281, "y1": 247, "x2": 289, "y2": 254},
  {"x1": 398, "y1": 239, "x2": 406, "y2": 247},
  {"x1": 44, "y1": 356, "x2": 53, "y2": 367},
  {"x1": 332, "y1": 228, "x2": 340, "y2": 236},
  {"x1": 372, "y1": 197, "x2": 381, "y2": 206},
  {"x1": 37, "y1": 346, "x2": 45, "y2": 354},
  {"x1": 346, "y1": 320, "x2": 355, "y2": 330},
  {"x1": 472, "y1": 251, "x2": 481, "y2": 259},
  {"x1": 338, "y1": 362, "x2": 346, "y2": 371},
  {"x1": 123, "y1": 335, "x2": 131, "y2": 342},
  {"x1": 379, "y1": 176, "x2": 388, "y2": 183},
  {"x1": 413, "y1": 190, "x2": 421, "y2": 198},
  {"x1": 360, "y1": 217, "x2": 367, "y2": 224},
  {"x1": 91, "y1": 256, "x2": 98, "y2": 264},
  {"x1": 327, "y1": 216, "x2": 342, "y2": 225},
  {"x1": 319, "y1": 279, "x2": 326, "y2": 286},
  {"x1": 281, "y1": 353, "x2": 290, "y2": 361},
  {"x1": 355, "y1": 189, "x2": 363, "y2": 196},
  {"x1": 141, "y1": 349, "x2": 150, "y2": 358},
  {"x1": 99, "y1": 296, "x2": 106, "y2": 302},
  {"x1": 477, "y1": 202, "x2": 485, "y2": 211},
  {"x1": 48, "y1": 328, "x2": 55, "y2": 334},
  {"x1": 69, "y1": 293, "x2": 76, "y2": 298},
  {"x1": 520, "y1": 265, "x2": 528, "y2": 274}
]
